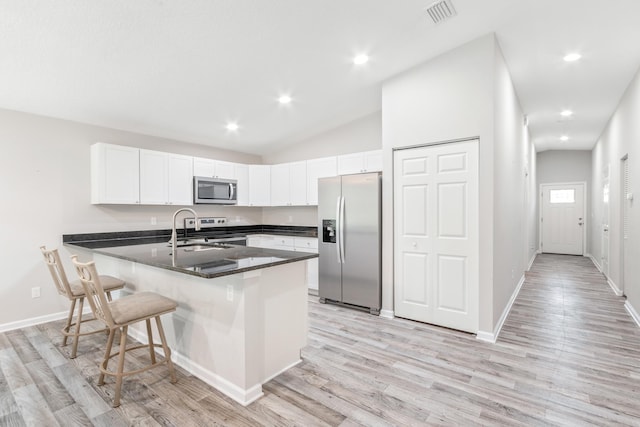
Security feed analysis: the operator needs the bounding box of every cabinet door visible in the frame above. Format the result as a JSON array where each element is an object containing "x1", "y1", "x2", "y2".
[
  {"x1": 306, "y1": 156, "x2": 337, "y2": 205},
  {"x1": 193, "y1": 157, "x2": 215, "y2": 177},
  {"x1": 364, "y1": 150, "x2": 383, "y2": 172},
  {"x1": 235, "y1": 164, "x2": 250, "y2": 206},
  {"x1": 168, "y1": 154, "x2": 193, "y2": 205},
  {"x1": 214, "y1": 160, "x2": 236, "y2": 179},
  {"x1": 290, "y1": 161, "x2": 307, "y2": 205},
  {"x1": 91, "y1": 143, "x2": 140, "y2": 204},
  {"x1": 337, "y1": 152, "x2": 364, "y2": 175},
  {"x1": 249, "y1": 165, "x2": 271, "y2": 206},
  {"x1": 139, "y1": 150, "x2": 168, "y2": 205},
  {"x1": 270, "y1": 164, "x2": 290, "y2": 206}
]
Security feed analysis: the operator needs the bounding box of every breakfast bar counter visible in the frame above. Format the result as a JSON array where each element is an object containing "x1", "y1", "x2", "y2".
[{"x1": 65, "y1": 235, "x2": 316, "y2": 406}]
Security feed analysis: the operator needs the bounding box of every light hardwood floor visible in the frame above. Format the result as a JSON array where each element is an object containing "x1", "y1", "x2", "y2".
[{"x1": 2, "y1": 254, "x2": 640, "y2": 426}]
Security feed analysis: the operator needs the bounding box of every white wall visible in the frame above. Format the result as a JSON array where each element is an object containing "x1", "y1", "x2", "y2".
[
  {"x1": 537, "y1": 150, "x2": 592, "y2": 254},
  {"x1": 591, "y1": 64, "x2": 640, "y2": 318},
  {"x1": 261, "y1": 111, "x2": 381, "y2": 164},
  {"x1": 260, "y1": 110, "x2": 382, "y2": 226},
  {"x1": 382, "y1": 33, "x2": 534, "y2": 334},
  {"x1": 0, "y1": 108, "x2": 263, "y2": 327},
  {"x1": 491, "y1": 39, "x2": 534, "y2": 330}
]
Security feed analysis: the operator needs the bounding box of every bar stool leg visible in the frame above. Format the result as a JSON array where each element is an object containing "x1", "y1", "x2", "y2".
[
  {"x1": 113, "y1": 325, "x2": 129, "y2": 407},
  {"x1": 155, "y1": 316, "x2": 177, "y2": 383},
  {"x1": 70, "y1": 298, "x2": 85, "y2": 359},
  {"x1": 62, "y1": 298, "x2": 77, "y2": 347},
  {"x1": 99, "y1": 329, "x2": 116, "y2": 386},
  {"x1": 145, "y1": 319, "x2": 156, "y2": 364}
]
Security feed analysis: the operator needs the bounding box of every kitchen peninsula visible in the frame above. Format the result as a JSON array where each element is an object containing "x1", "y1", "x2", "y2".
[{"x1": 64, "y1": 227, "x2": 317, "y2": 406}]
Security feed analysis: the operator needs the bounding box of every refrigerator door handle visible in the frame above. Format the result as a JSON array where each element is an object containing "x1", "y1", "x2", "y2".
[
  {"x1": 339, "y1": 196, "x2": 345, "y2": 264},
  {"x1": 335, "y1": 196, "x2": 342, "y2": 263}
]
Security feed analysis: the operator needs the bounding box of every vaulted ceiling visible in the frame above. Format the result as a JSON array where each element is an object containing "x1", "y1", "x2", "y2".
[{"x1": 2, "y1": 0, "x2": 639, "y2": 154}]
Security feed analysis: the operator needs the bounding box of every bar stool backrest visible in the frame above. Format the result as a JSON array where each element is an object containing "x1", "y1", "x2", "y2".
[
  {"x1": 40, "y1": 246, "x2": 73, "y2": 298},
  {"x1": 71, "y1": 256, "x2": 115, "y2": 329}
]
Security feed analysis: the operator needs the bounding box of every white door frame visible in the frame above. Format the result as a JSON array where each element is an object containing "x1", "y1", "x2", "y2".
[{"x1": 539, "y1": 181, "x2": 587, "y2": 255}]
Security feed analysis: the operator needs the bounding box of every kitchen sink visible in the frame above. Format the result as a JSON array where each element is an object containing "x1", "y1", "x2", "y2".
[{"x1": 178, "y1": 243, "x2": 233, "y2": 252}]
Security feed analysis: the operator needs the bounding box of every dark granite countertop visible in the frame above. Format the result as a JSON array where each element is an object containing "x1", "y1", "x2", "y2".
[
  {"x1": 65, "y1": 240, "x2": 317, "y2": 279},
  {"x1": 63, "y1": 225, "x2": 317, "y2": 248}
]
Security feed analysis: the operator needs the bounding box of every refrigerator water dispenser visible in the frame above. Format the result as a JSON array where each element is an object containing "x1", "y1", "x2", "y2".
[{"x1": 322, "y1": 219, "x2": 336, "y2": 243}]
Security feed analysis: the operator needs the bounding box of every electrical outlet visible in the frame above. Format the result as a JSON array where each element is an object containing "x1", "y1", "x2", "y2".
[
  {"x1": 31, "y1": 287, "x2": 40, "y2": 298},
  {"x1": 288, "y1": 215, "x2": 293, "y2": 223},
  {"x1": 151, "y1": 216, "x2": 157, "y2": 225},
  {"x1": 226, "y1": 284, "x2": 234, "y2": 302}
]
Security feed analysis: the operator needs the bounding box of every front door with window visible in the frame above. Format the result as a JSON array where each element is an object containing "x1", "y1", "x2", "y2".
[{"x1": 541, "y1": 183, "x2": 585, "y2": 255}]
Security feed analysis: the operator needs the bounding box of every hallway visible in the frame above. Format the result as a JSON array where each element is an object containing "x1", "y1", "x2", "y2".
[{"x1": 1, "y1": 254, "x2": 639, "y2": 425}]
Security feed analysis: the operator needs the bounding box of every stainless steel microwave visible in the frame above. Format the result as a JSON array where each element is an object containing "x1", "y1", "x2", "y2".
[{"x1": 193, "y1": 176, "x2": 237, "y2": 204}]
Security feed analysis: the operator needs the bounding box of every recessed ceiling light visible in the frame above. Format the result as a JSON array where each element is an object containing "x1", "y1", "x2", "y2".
[
  {"x1": 226, "y1": 122, "x2": 239, "y2": 132},
  {"x1": 560, "y1": 135, "x2": 569, "y2": 141},
  {"x1": 353, "y1": 54, "x2": 369, "y2": 65},
  {"x1": 278, "y1": 95, "x2": 292, "y2": 105},
  {"x1": 560, "y1": 110, "x2": 573, "y2": 117},
  {"x1": 563, "y1": 53, "x2": 581, "y2": 62}
]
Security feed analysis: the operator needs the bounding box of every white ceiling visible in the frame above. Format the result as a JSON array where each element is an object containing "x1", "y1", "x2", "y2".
[{"x1": 2, "y1": 1, "x2": 640, "y2": 155}]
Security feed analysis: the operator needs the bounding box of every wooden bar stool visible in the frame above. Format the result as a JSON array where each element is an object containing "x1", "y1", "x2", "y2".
[
  {"x1": 40, "y1": 246, "x2": 125, "y2": 359},
  {"x1": 71, "y1": 255, "x2": 178, "y2": 408}
]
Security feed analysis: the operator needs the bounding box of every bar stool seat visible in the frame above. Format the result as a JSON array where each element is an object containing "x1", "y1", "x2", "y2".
[
  {"x1": 40, "y1": 246, "x2": 125, "y2": 359},
  {"x1": 71, "y1": 255, "x2": 178, "y2": 408}
]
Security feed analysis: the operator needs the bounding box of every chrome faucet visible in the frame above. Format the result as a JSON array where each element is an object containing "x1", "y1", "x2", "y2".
[{"x1": 171, "y1": 207, "x2": 200, "y2": 265}]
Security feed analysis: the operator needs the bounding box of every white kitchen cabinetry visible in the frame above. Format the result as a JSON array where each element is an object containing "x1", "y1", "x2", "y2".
[
  {"x1": 248, "y1": 165, "x2": 271, "y2": 206},
  {"x1": 193, "y1": 157, "x2": 236, "y2": 179},
  {"x1": 306, "y1": 156, "x2": 337, "y2": 205},
  {"x1": 234, "y1": 164, "x2": 250, "y2": 206},
  {"x1": 91, "y1": 143, "x2": 140, "y2": 204},
  {"x1": 270, "y1": 161, "x2": 307, "y2": 206},
  {"x1": 294, "y1": 237, "x2": 319, "y2": 292},
  {"x1": 139, "y1": 150, "x2": 193, "y2": 205},
  {"x1": 246, "y1": 234, "x2": 318, "y2": 292},
  {"x1": 337, "y1": 150, "x2": 382, "y2": 175},
  {"x1": 167, "y1": 154, "x2": 194, "y2": 205}
]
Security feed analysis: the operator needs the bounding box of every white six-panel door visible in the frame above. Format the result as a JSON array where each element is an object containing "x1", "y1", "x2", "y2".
[
  {"x1": 540, "y1": 183, "x2": 584, "y2": 255},
  {"x1": 393, "y1": 140, "x2": 479, "y2": 333}
]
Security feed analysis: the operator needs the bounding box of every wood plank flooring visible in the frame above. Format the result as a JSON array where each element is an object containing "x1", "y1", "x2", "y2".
[{"x1": 2, "y1": 254, "x2": 640, "y2": 425}]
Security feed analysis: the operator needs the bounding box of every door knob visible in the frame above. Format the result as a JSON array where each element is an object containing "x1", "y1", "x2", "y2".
[
  {"x1": 412, "y1": 242, "x2": 417, "y2": 248},
  {"x1": 578, "y1": 222, "x2": 583, "y2": 226}
]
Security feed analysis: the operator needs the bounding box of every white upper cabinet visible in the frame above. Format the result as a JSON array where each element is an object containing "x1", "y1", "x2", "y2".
[
  {"x1": 234, "y1": 164, "x2": 250, "y2": 206},
  {"x1": 193, "y1": 157, "x2": 236, "y2": 179},
  {"x1": 92, "y1": 143, "x2": 379, "y2": 207},
  {"x1": 140, "y1": 149, "x2": 193, "y2": 205},
  {"x1": 270, "y1": 161, "x2": 307, "y2": 206},
  {"x1": 91, "y1": 143, "x2": 140, "y2": 204},
  {"x1": 140, "y1": 150, "x2": 168, "y2": 204},
  {"x1": 167, "y1": 154, "x2": 194, "y2": 205},
  {"x1": 248, "y1": 165, "x2": 271, "y2": 206},
  {"x1": 337, "y1": 149, "x2": 382, "y2": 175},
  {"x1": 270, "y1": 164, "x2": 290, "y2": 206},
  {"x1": 306, "y1": 156, "x2": 337, "y2": 205}
]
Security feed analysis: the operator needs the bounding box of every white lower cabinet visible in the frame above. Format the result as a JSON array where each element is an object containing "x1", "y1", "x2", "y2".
[{"x1": 247, "y1": 234, "x2": 318, "y2": 292}]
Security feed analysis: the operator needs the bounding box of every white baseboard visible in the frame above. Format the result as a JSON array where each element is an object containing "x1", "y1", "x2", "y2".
[
  {"x1": 527, "y1": 252, "x2": 537, "y2": 271},
  {"x1": 587, "y1": 254, "x2": 603, "y2": 272},
  {"x1": 307, "y1": 289, "x2": 319, "y2": 296},
  {"x1": 607, "y1": 278, "x2": 623, "y2": 297},
  {"x1": 0, "y1": 310, "x2": 68, "y2": 334},
  {"x1": 127, "y1": 327, "x2": 265, "y2": 406},
  {"x1": 476, "y1": 273, "x2": 526, "y2": 343},
  {"x1": 625, "y1": 300, "x2": 640, "y2": 328},
  {"x1": 379, "y1": 309, "x2": 395, "y2": 319}
]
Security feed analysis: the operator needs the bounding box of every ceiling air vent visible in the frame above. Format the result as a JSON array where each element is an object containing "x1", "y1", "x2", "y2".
[{"x1": 425, "y1": 0, "x2": 457, "y2": 24}]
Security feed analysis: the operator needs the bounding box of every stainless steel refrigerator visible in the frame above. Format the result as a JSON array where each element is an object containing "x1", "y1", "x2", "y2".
[{"x1": 318, "y1": 172, "x2": 381, "y2": 314}]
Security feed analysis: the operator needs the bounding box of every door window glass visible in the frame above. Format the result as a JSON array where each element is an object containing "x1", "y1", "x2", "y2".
[{"x1": 549, "y1": 189, "x2": 575, "y2": 204}]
